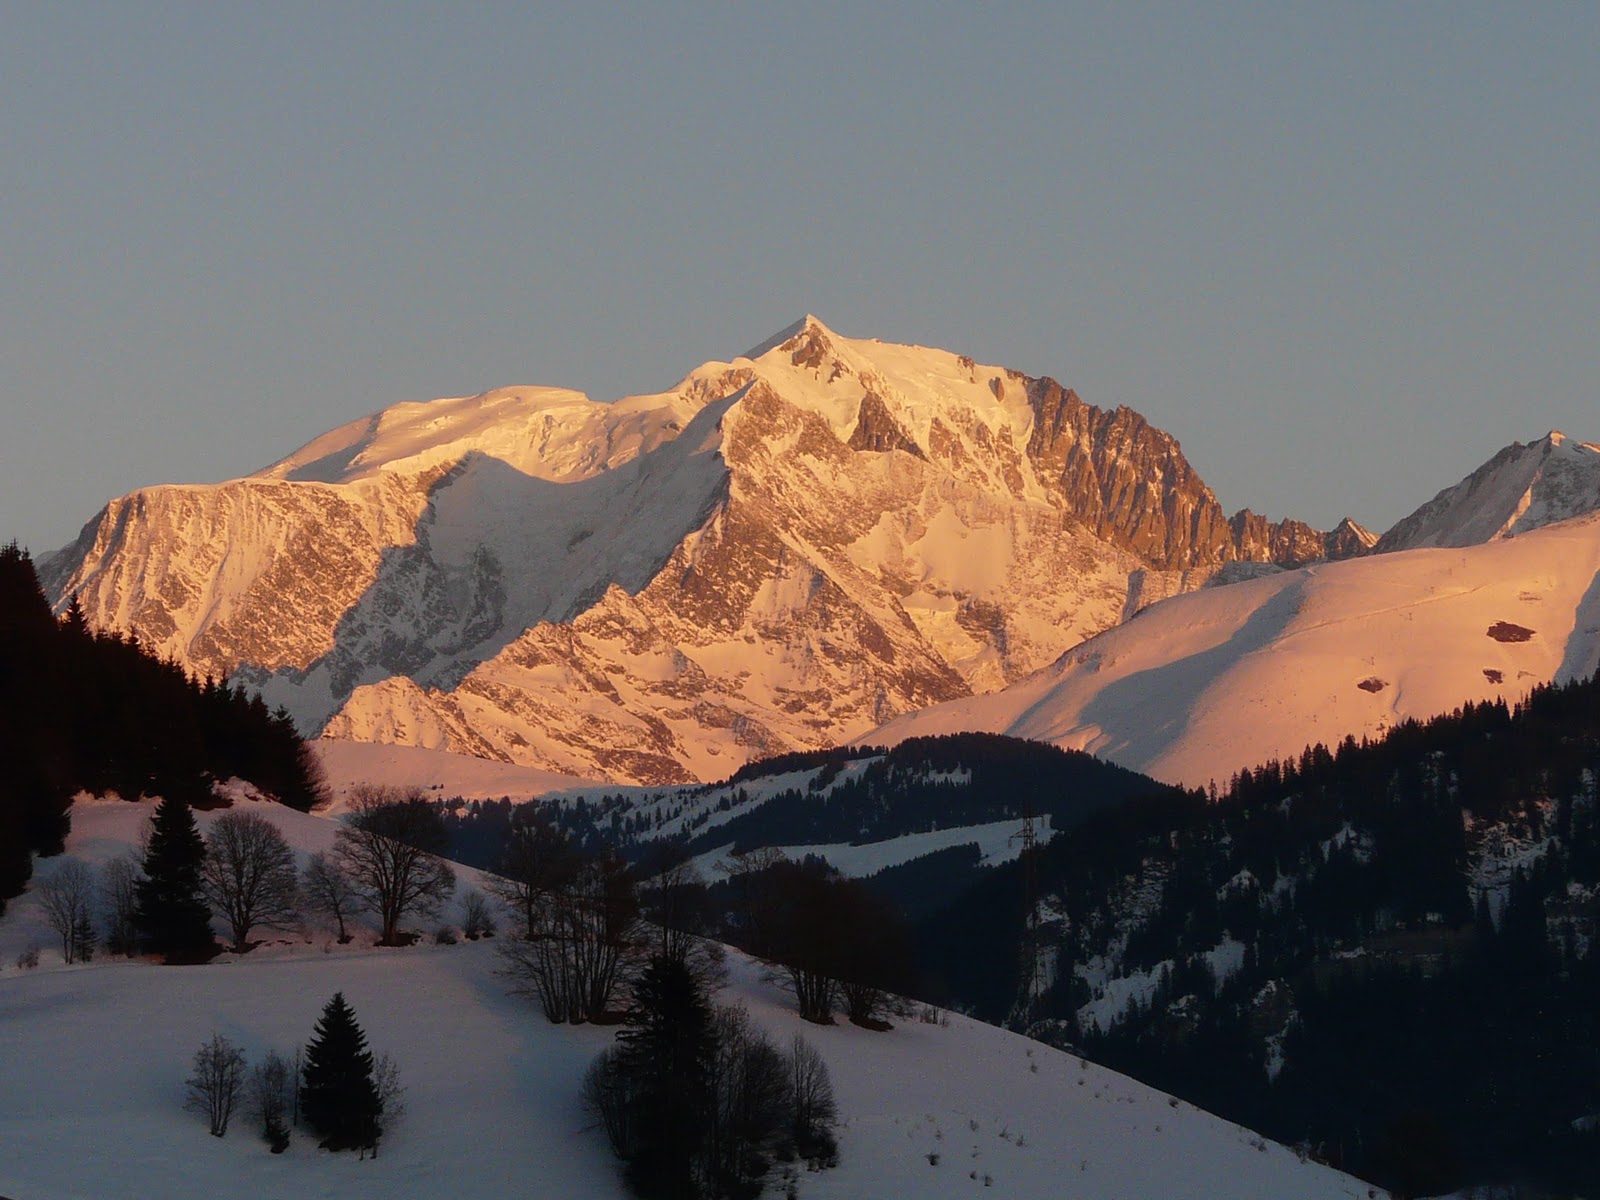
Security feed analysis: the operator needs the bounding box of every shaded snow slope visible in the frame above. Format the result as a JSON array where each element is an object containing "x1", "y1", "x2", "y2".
[
  {"x1": 0, "y1": 798, "x2": 1368, "y2": 1200},
  {"x1": 871, "y1": 511, "x2": 1600, "y2": 788}
]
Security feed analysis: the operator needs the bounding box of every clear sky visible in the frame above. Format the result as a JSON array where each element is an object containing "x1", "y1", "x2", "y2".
[{"x1": 3, "y1": 3, "x2": 1596, "y2": 555}]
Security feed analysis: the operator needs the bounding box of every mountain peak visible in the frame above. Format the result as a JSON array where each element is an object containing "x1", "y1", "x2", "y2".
[
  {"x1": 741, "y1": 314, "x2": 836, "y2": 361},
  {"x1": 1376, "y1": 430, "x2": 1600, "y2": 552}
]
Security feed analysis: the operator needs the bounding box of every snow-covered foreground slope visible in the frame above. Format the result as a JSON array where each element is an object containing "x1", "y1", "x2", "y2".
[
  {"x1": 0, "y1": 798, "x2": 1368, "y2": 1200},
  {"x1": 873, "y1": 511, "x2": 1600, "y2": 787}
]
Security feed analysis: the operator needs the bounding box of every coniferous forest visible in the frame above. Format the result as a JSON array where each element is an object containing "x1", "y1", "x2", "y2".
[
  {"x1": 0, "y1": 543, "x2": 324, "y2": 914},
  {"x1": 917, "y1": 678, "x2": 1600, "y2": 1196}
]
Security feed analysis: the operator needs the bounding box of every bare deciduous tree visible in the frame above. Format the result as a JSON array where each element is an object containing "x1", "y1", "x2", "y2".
[
  {"x1": 487, "y1": 810, "x2": 576, "y2": 938},
  {"x1": 202, "y1": 810, "x2": 301, "y2": 953},
  {"x1": 301, "y1": 851, "x2": 358, "y2": 942},
  {"x1": 248, "y1": 1050, "x2": 292, "y2": 1152},
  {"x1": 185, "y1": 1033, "x2": 247, "y2": 1137},
  {"x1": 789, "y1": 1033, "x2": 839, "y2": 1166},
  {"x1": 100, "y1": 852, "x2": 142, "y2": 957},
  {"x1": 497, "y1": 849, "x2": 638, "y2": 1023},
  {"x1": 334, "y1": 784, "x2": 456, "y2": 946},
  {"x1": 37, "y1": 859, "x2": 97, "y2": 964},
  {"x1": 715, "y1": 846, "x2": 788, "y2": 956}
]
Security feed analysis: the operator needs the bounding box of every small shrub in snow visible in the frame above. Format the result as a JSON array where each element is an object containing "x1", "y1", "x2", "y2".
[
  {"x1": 434, "y1": 926, "x2": 457, "y2": 945},
  {"x1": 459, "y1": 888, "x2": 496, "y2": 939},
  {"x1": 15, "y1": 945, "x2": 40, "y2": 970},
  {"x1": 249, "y1": 1050, "x2": 292, "y2": 1152}
]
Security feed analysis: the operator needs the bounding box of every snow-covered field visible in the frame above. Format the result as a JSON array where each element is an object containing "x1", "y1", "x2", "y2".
[{"x1": 0, "y1": 798, "x2": 1369, "y2": 1199}]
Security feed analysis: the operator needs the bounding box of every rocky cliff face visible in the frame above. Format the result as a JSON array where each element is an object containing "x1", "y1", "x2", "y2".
[{"x1": 45, "y1": 316, "x2": 1353, "y2": 784}]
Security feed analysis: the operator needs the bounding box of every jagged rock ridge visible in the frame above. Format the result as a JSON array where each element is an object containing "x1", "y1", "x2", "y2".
[{"x1": 46, "y1": 316, "x2": 1361, "y2": 785}]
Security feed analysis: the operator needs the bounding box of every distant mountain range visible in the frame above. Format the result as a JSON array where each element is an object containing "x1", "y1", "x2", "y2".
[{"x1": 40, "y1": 316, "x2": 1600, "y2": 787}]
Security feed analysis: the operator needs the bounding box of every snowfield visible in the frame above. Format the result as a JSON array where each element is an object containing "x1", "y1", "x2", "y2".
[{"x1": 0, "y1": 796, "x2": 1370, "y2": 1199}]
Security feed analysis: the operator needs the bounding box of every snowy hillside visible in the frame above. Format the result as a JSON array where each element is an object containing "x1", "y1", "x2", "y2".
[
  {"x1": 43, "y1": 316, "x2": 1351, "y2": 786},
  {"x1": 314, "y1": 739, "x2": 593, "y2": 809},
  {"x1": 872, "y1": 510, "x2": 1600, "y2": 788},
  {"x1": 0, "y1": 797, "x2": 1369, "y2": 1200}
]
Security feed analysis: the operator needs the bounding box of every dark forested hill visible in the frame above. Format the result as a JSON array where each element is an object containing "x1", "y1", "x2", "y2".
[
  {"x1": 0, "y1": 542, "x2": 324, "y2": 913},
  {"x1": 919, "y1": 680, "x2": 1600, "y2": 1197}
]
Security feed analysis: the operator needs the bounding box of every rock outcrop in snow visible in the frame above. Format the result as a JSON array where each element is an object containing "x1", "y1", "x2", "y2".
[{"x1": 43, "y1": 317, "x2": 1369, "y2": 784}]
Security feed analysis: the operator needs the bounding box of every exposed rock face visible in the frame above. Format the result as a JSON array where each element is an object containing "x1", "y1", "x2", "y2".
[
  {"x1": 1325, "y1": 517, "x2": 1379, "y2": 559},
  {"x1": 45, "y1": 315, "x2": 1350, "y2": 785},
  {"x1": 1026, "y1": 379, "x2": 1356, "y2": 569}
]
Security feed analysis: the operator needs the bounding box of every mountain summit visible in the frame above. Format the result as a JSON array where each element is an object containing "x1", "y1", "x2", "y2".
[
  {"x1": 1376, "y1": 430, "x2": 1600, "y2": 551},
  {"x1": 42, "y1": 318, "x2": 1392, "y2": 783}
]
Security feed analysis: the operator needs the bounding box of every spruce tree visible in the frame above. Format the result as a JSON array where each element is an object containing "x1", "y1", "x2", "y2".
[
  {"x1": 132, "y1": 793, "x2": 215, "y2": 962},
  {"x1": 615, "y1": 955, "x2": 716, "y2": 1199},
  {"x1": 299, "y1": 992, "x2": 382, "y2": 1153}
]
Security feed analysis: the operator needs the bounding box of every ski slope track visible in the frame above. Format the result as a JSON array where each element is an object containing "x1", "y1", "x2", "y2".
[
  {"x1": 872, "y1": 507, "x2": 1600, "y2": 788},
  {"x1": 42, "y1": 317, "x2": 1363, "y2": 786},
  {"x1": 0, "y1": 796, "x2": 1371, "y2": 1199}
]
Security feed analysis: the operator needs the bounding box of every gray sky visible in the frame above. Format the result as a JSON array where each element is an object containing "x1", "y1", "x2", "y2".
[{"x1": 4, "y1": 3, "x2": 1596, "y2": 555}]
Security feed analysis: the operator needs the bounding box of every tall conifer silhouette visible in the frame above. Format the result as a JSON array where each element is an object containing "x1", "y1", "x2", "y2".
[
  {"x1": 299, "y1": 992, "x2": 382, "y2": 1153},
  {"x1": 132, "y1": 794, "x2": 215, "y2": 962}
]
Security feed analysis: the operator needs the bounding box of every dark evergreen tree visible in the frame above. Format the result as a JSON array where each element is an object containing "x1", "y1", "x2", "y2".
[
  {"x1": 299, "y1": 992, "x2": 383, "y2": 1153},
  {"x1": 615, "y1": 955, "x2": 716, "y2": 1199},
  {"x1": 0, "y1": 542, "x2": 72, "y2": 874},
  {"x1": 132, "y1": 793, "x2": 216, "y2": 962}
]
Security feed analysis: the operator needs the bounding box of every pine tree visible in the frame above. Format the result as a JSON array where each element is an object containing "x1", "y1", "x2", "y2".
[
  {"x1": 614, "y1": 955, "x2": 716, "y2": 1199},
  {"x1": 299, "y1": 992, "x2": 383, "y2": 1153},
  {"x1": 132, "y1": 794, "x2": 216, "y2": 962}
]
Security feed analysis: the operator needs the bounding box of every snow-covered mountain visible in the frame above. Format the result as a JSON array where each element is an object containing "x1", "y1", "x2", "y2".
[
  {"x1": 871, "y1": 507, "x2": 1600, "y2": 788},
  {"x1": 0, "y1": 796, "x2": 1369, "y2": 1200},
  {"x1": 43, "y1": 317, "x2": 1352, "y2": 785},
  {"x1": 1376, "y1": 429, "x2": 1600, "y2": 551}
]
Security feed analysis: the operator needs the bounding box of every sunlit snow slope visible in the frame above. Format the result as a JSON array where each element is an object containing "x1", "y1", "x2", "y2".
[
  {"x1": 872, "y1": 510, "x2": 1600, "y2": 787},
  {"x1": 0, "y1": 797, "x2": 1369, "y2": 1200}
]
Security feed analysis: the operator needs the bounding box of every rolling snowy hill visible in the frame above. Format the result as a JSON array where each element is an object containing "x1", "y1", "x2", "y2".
[
  {"x1": 871, "y1": 507, "x2": 1600, "y2": 787},
  {"x1": 42, "y1": 317, "x2": 1354, "y2": 786},
  {"x1": 0, "y1": 796, "x2": 1369, "y2": 1200}
]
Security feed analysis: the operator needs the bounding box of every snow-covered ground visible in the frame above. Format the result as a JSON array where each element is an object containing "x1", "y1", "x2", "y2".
[{"x1": 0, "y1": 797, "x2": 1370, "y2": 1199}]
